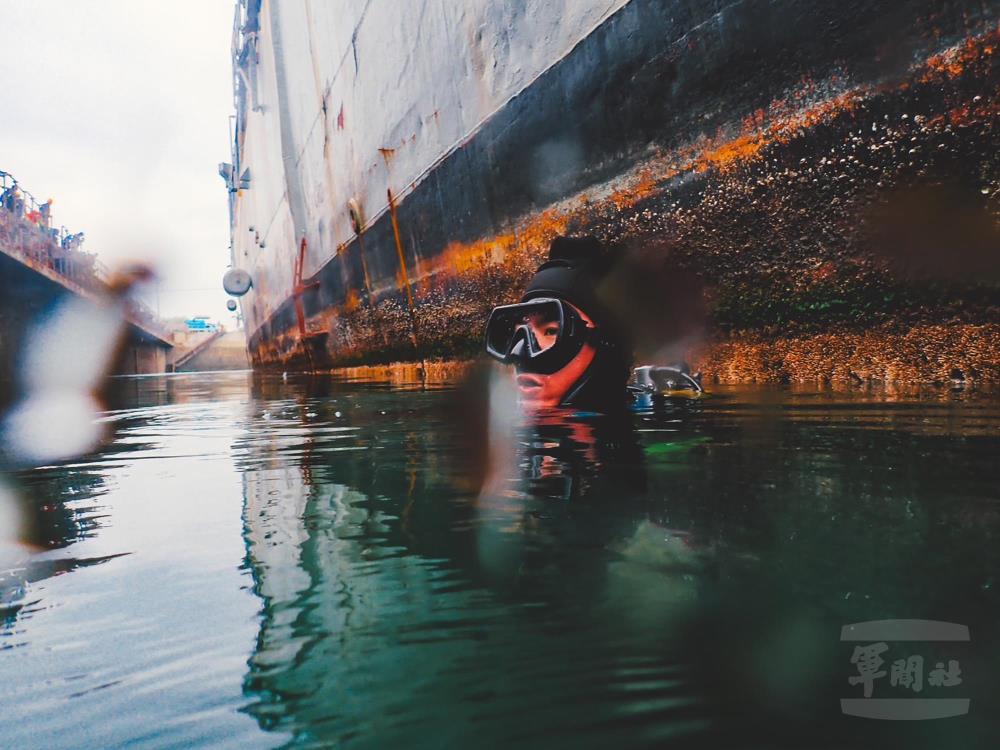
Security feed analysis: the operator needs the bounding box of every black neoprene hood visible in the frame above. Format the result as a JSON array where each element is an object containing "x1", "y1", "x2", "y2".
[
  {"x1": 514, "y1": 235, "x2": 633, "y2": 409},
  {"x1": 521, "y1": 236, "x2": 611, "y2": 326}
]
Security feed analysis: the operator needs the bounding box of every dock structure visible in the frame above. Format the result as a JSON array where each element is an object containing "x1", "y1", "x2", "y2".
[
  {"x1": 171, "y1": 330, "x2": 250, "y2": 372},
  {"x1": 0, "y1": 174, "x2": 173, "y2": 380}
]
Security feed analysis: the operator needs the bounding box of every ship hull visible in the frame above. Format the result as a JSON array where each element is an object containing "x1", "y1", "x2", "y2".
[{"x1": 229, "y1": 0, "x2": 1000, "y2": 383}]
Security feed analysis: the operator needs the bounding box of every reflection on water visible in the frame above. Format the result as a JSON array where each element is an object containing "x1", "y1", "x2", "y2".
[
  {"x1": 2, "y1": 372, "x2": 1000, "y2": 748},
  {"x1": 0, "y1": 373, "x2": 271, "y2": 750}
]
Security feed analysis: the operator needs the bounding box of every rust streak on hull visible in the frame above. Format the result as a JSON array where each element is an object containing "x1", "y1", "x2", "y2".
[
  {"x1": 245, "y1": 23, "x2": 1000, "y2": 384},
  {"x1": 387, "y1": 188, "x2": 422, "y2": 358}
]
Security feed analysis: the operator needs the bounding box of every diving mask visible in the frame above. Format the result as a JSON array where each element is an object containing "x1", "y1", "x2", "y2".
[{"x1": 484, "y1": 297, "x2": 595, "y2": 374}]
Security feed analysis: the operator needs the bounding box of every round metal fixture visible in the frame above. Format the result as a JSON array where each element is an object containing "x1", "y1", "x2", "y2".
[{"x1": 223, "y1": 268, "x2": 253, "y2": 296}]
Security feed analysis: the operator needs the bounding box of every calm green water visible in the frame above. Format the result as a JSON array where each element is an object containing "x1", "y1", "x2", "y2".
[{"x1": 2, "y1": 371, "x2": 999, "y2": 749}]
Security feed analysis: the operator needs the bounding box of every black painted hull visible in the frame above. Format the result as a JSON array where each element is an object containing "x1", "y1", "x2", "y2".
[{"x1": 236, "y1": 0, "x2": 1000, "y2": 382}]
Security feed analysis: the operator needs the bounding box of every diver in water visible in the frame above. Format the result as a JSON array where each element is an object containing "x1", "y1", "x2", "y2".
[
  {"x1": 484, "y1": 235, "x2": 631, "y2": 412},
  {"x1": 484, "y1": 235, "x2": 701, "y2": 413}
]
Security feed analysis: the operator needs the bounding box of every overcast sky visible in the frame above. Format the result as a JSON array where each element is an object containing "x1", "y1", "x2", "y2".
[{"x1": 0, "y1": 1, "x2": 237, "y2": 324}]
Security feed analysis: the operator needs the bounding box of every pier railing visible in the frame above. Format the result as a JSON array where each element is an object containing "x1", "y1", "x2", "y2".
[
  {"x1": 0, "y1": 170, "x2": 104, "y2": 294},
  {"x1": 0, "y1": 170, "x2": 171, "y2": 342}
]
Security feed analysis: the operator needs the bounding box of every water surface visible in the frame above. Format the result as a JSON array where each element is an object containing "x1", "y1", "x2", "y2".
[{"x1": 2, "y1": 372, "x2": 999, "y2": 749}]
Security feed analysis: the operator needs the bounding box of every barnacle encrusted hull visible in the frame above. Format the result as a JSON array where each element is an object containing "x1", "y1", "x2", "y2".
[{"x1": 226, "y1": 0, "x2": 1000, "y2": 383}]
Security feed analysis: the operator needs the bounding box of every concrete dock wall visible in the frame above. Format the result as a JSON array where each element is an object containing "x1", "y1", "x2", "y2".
[
  {"x1": 175, "y1": 331, "x2": 250, "y2": 372},
  {"x1": 0, "y1": 247, "x2": 171, "y2": 394}
]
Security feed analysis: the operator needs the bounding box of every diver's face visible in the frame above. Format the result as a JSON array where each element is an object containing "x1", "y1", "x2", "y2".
[
  {"x1": 515, "y1": 303, "x2": 597, "y2": 410},
  {"x1": 524, "y1": 310, "x2": 561, "y2": 352}
]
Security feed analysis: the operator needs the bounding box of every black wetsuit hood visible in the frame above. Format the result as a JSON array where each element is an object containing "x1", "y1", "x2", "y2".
[{"x1": 521, "y1": 236, "x2": 632, "y2": 410}]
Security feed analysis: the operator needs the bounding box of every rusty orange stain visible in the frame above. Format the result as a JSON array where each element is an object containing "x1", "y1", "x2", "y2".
[
  {"x1": 292, "y1": 236, "x2": 308, "y2": 338},
  {"x1": 413, "y1": 207, "x2": 570, "y2": 288},
  {"x1": 944, "y1": 95, "x2": 1000, "y2": 127},
  {"x1": 691, "y1": 87, "x2": 865, "y2": 174},
  {"x1": 696, "y1": 132, "x2": 767, "y2": 173},
  {"x1": 250, "y1": 25, "x2": 998, "y2": 378},
  {"x1": 343, "y1": 287, "x2": 360, "y2": 313},
  {"x1": 378, "y1": 147, "x2": 395, "y2": 165},
  {"x1": 355, "y1": 232, "x2": 374, "y2": 296},
  {"x1": 435, "y1": 234, "x2": 515, "y2": 276},
  {"x1": 647, "y1": 26, "x2": 992, "y2": 179},
  {"x1": 387, "y1": 188, "x2": 422, "y2": 354},
  {"x1": 516, "y1": 208, "x2": 571, "y2": 253},
  {"x1": 921, "y1": 24, "x2": 997, "y2": 82},
  {"x1": 773, "y1": 90, "x2": 864, "y2": 139},
  {"x1": 608, "y1": 169, "x2": 661, "y2": 209},
  {"x1": 402, "y1": 25, "x2": 998, "y2": 293}
]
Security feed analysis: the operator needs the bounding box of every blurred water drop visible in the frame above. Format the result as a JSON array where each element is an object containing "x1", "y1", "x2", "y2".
[
  {"x1": 2, "y1": 295, "x2": 126, "y2": 465},
  {"x1": 2, "y1": 392, "x2": 104, "y2": 466},
  {"x1": 21, "y1": 296, "x2": 123, "y2": 395}
]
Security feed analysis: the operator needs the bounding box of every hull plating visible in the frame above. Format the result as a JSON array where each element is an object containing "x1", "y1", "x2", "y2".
[{"x1": 229, "y1": 0, "x2": 1000, "y2": 383}]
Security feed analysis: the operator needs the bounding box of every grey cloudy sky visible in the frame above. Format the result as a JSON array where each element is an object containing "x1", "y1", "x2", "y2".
[{"x1": 0, "y1": 1, "x2": 236, "y2": 324}]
